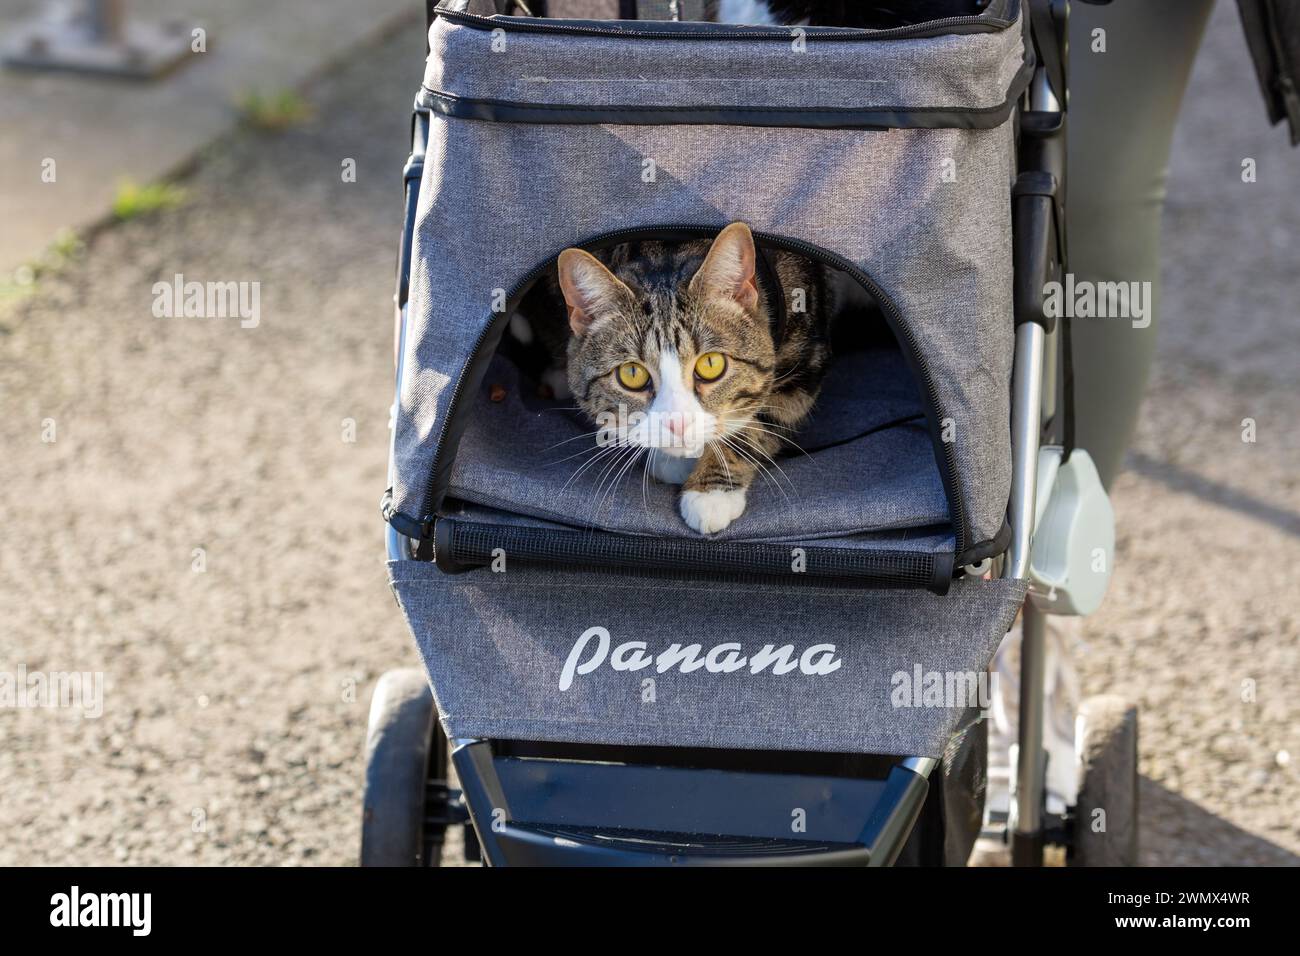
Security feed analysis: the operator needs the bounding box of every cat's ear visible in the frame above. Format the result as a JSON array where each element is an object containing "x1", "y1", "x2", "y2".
[
  {"x1": 557, "y1": 249, "x2": 630, "y2": 337},
  {"x1": 690, "y1": 222, "x2": 759, "y2": 313}
]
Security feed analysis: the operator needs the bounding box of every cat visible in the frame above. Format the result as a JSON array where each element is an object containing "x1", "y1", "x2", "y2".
[{"x1": 533, "y1": 222, "x2": 838, "y2": 535}]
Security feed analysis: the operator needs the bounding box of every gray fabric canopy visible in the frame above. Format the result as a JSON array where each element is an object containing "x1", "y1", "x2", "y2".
[{"x1": 392, "y1": 0, "x2": 1031, "y2": 561}]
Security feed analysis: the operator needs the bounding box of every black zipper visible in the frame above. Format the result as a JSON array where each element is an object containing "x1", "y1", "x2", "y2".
[
  {"x1": 414, "y1": 225, "x2": 970, "y2": 556},
  {"x1": 434, "y1": 4, "x2": 1013, "y2": 43}
]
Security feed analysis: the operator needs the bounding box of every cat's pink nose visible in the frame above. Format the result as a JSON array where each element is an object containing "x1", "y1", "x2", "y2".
[{"x1": 666, "y1": 416, "x2": 685, "y2": 437}]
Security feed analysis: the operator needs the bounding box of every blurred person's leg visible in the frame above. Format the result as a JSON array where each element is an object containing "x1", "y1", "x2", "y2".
[{"x1": 1068, "y1": 0, "x2": 1214, "y2": 487}]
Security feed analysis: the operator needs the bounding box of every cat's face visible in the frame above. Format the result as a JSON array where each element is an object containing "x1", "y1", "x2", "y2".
[{"x1": 558, "y1": 223, "x2": 776, "y2": 459}]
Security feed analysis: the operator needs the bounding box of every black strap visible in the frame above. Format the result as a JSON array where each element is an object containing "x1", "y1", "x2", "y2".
[
  {"x1": 1060, "y1": 307, "x2": 1075, "y2": 463},
  {"x1": 1260, "y1": 0, "x2": 1300, "y2": 144},
  {"x1": 1027, "y1": 0, "x2": 1066, "y2": 107}
]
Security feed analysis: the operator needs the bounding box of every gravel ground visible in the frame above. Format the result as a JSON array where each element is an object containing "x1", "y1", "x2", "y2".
[
  {"x1": 0, "y1": 5, "x2": 1295, "y2": 866},
  {"x1": 1069, "y1": 1, "x2": 1299, "y2": 866},
  {"x1": 0, "y1": 17, "x2": 427, "y2": 866}
]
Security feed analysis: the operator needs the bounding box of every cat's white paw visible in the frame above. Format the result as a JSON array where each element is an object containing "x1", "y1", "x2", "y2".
[
  {"x1": 649, "y1": 453, "x2": 697, "y2": 485},
  {"x1": 679, "y1": 488, "x2": 746, "y2": 534}
]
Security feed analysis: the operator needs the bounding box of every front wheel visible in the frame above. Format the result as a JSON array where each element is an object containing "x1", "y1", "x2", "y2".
[
  {"x1": 360, "y1": 669, "x2": 444, "y2": 866},
  {"x1": 1069, "y1": 695, "x2": 1139, "y2": 867}
]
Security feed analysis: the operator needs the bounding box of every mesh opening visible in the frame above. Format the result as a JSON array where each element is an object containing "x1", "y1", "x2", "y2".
[{"x1": 440, "y1": 518, "x2": 949, "y2": 591}]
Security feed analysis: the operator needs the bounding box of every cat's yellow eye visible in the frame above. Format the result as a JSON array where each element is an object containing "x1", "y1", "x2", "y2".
[
  {"x1": 617, "y1": 361, "x2": 651, "y2": 391},
  {"x1": 694, "y1": 352, "x2": 727, "y2": 382}
]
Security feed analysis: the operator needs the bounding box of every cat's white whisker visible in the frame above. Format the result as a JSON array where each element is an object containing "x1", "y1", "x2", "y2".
[
  {"x1": 705, "y1": 439, "x2": 734, "y2": 488},
  {"x1": 609, "y1": 445, "x2": 647, "y2": 512},
  {"x1": 736, "y1": 403, "x2": 802, "y2": 426},
  {"x1": 589, "y1": 444, "x2": 632, "y2": 505},
  {"x1": 593, "y1": 442, "x2": 641, "y2": 501},
  {"x1": 542, "y1": 429, "x2": 605, "y2": 452},
  {"x1": 735, "y1": 431, "x2": 796, "y2": 487},
  {"x1": 592, "y1": 444, "x2": 644, "y2": 523},
  {"x1": 716, "y1": 435, "x2": 778, "y2": 497},
  {"x1": 641, "y1": 449, "x2": 653, "y2": 516},
  {"x1": 771, "y1": 360, "x2": 805, "y2": 385},
  {"x1": 561, "y1": 442, "x2": 624, "y2": 493},
  {"x1": 547, "y1": 444, "x2": 599, "y2": 467},
  {"x1": 717, "y1": 433, "x2": 793, "y2": 503},
  {"x1": 728, "y1": 419, "x2": 815, "y2": 462}
]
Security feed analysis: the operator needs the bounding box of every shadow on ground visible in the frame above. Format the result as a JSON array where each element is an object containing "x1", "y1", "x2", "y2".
[{"x1": 1141, "y1": 779, "x2": 1299, "y2": 867}]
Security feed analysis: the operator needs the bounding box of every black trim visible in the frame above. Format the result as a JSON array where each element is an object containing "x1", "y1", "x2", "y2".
[
  {"x1": 1060, "y1": 303, "x2": 1075, "y2": 461},
  {"x1": 1026, "y1": 0, "x2": 1067, "y2": 108},
  {"x1": 382, "y1": 488, "x2": 432, "y2": 540},
  {"x1": 425, "y1": 0, "x2": 438, "y2": 57},
  {"x1": 1011, "y1": 170, "x2": 1060, "y2": 331},
  {"x1": 954, "y1": 520, "x2": 1012, "y2": 569},
  {"x1": 433, "y1": 0, "x2": 1019, "y2": 42},
  {"x1": 1237, "y1": 0, "x2": 1300, "y2": 146},
  {"x1": 396, "y1": 112, "x2": 429, "y2": 311},
  {"x1": 415, "y1": 82, "x2": 1031, "y2": 130},
  {"x1": 433, "y1": 517, "x2": 954, "y2": 594},
  {"x1": 453, "y1": 740, "x2": 931, "y2": 867}
]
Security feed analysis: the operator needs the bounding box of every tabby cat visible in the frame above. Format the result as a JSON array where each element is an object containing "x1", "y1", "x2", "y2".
[{"x1": 532, "y1": 223, "x2": 838, "y2": 534}]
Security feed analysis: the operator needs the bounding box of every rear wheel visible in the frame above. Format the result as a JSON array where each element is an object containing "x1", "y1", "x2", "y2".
[
  {"x1": 1070, "y1": 695, "x2": 1139, "y2": 867},
  {"x1": 360, "y1": 669, "x2": 447, "y2": 866}
]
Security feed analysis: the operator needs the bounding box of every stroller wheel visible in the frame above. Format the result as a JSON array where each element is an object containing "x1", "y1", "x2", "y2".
[
  {"x1": 1069, "y1": 695, "x2": 1139, "y2": 867},
  {"x1": 360, "y1": 668, "x2": 443, "y2": 866}
]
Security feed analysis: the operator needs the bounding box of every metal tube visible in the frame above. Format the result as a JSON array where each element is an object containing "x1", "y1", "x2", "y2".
[
  {"x1": 1012, "y1": 602, "x2": 1049, "y2": 860},
  {"x1": 1005, "y1": 45, "x2": 1065, "y2": 867},
  {"x1": 1006, "y1": 318, "x2": 1046, "y2": 864},
  {"x1": 1030, "y1": 66, "x2": 1061, "y2": 113},
  {"x1": 386, "y1": 298, "x2": 416, "y2": 563},
  {"x1": 899, "y1": 756, "x2": 937, "y2": 778},
  {"x1": 386, "y1": 521, "x2": 414, "y2": 562},
  {"x1": 1041, "y1": 324, "x2": 1058, "y2": 428},
  {"x1": 1004, "y1": 321, "x2": 1045, "y2": 580}
]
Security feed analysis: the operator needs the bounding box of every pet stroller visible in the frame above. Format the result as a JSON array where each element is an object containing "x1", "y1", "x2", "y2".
[{"x1": 363, "y1": 0, "x2": 1136, "y2": 866}]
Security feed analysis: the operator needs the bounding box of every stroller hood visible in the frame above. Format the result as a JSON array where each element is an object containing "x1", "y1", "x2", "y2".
[{"x1": 390, "y1": 0, "x2": 1032, "y2": 572}]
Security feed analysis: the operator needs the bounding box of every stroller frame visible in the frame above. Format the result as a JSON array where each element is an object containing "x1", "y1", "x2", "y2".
[{"x1": 375, "y1": 0, "x2": 1076, "y2": 867}]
